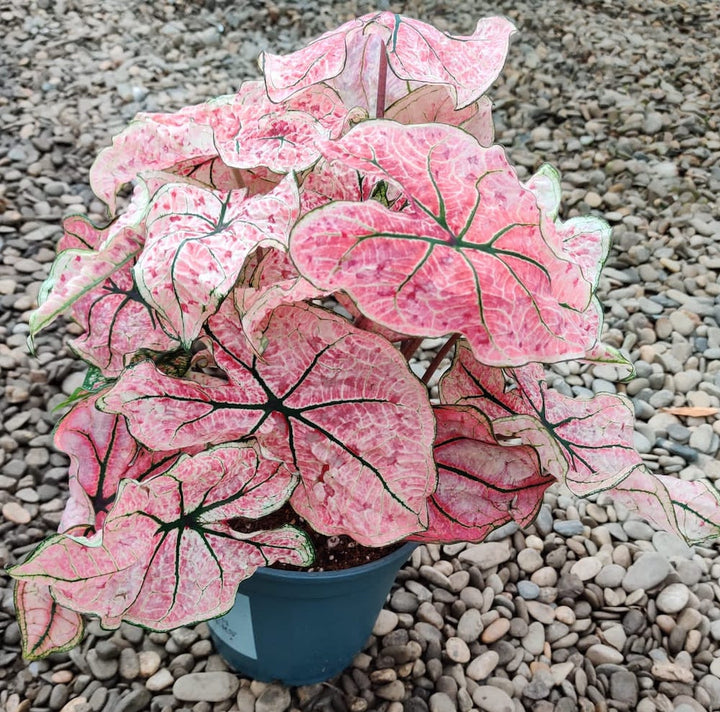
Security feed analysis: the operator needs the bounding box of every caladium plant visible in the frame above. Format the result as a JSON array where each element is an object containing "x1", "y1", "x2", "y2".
[{"x1": 10, "y1": 11, "x2": 720, "y2": 660}]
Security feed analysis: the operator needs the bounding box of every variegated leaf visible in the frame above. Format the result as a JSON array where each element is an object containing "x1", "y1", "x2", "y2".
[
  {"x1": 292, "y1": 121, "x2": 600, "y2": 366},
  {"x1": 411, "y1": 406, "x2": 552, "y2": 543},
  {"x1": 233, "y1": 249, "x2": 327, "y2": 353},
  {"x1": 54, "y1": 393, "x2": 181, "y2": 531},
  {"x1": 440, "y1": 341, "x2": 643, "y2": 496},
  {"x1": 525, "y1": 164, "x2": 611, "y2": 287},
  {"x1": 14, "y1": 580, "x2": 84, "y2": 660},
  {"x1": 385, "y1": 85, "x2": 494, "y2": 146},
  {"x1": 262, "y1": 12, "x2": 515, "y2": 113},
  {"x1": 29, "y1": 227, "x2": 144, "y2": 342},
  {"x1": 134, "y1": 174, "x2": 299, "y2": 347},
  {"x1": 609, "y1": 468, "x2": 720, "y2": 545},
  {"x1": 100, "y1": 303, "x2": 436, "y2": 545},
  {"x1": 9, "y1": 443, "x2": 312, "y2": 630},
  {"x1": 68, "y1": 260, "x2": 180, "y2": 377},
  {"x1": 213, "y1": 82, "x2": 353, "y2": 173},
  {"x1": 89, "y1": 95, "x2": 234, "y2": 213}
]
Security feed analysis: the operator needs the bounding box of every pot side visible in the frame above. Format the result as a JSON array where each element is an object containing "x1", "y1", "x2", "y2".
[{"x1": 208, "y1": 542, "x2": 416, "y2": 686}]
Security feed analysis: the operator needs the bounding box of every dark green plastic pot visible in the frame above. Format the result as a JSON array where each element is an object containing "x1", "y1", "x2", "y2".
[{"x1": 207, "y1": 542, "x2": 416, "y2": 686}]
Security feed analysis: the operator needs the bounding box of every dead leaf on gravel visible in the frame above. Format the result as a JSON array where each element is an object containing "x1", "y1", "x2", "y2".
[{"x1": 661, "y1": 406, "x2": 719, "y2": 417}]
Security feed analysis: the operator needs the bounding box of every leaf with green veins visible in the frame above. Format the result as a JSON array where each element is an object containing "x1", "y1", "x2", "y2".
[
  {"x1": 99, "y1": 302, "x2": 436, "y2": 545},
  {"x1": 14, "y1": 580, "x2": 84, "y2": 660},
  {"x1": 410, "y1": 405, "x2": 553, "y2": 543},
  {"x1": 385, "y1": 85, "x2": 494, "y2": 146},
  {"x1": 292, "y1": 121, "x2": 600, "y2": 366},
  {"x1": 54, "y1": 392, "x2": 183, "y2": 532},
  {"x1": 610, "y1": 468, "x2": 720, "y2": 545},
  {"x1": 29, "y1": 227, "x2": 144, "y2": 342},
  {"x1": 440, "y1": 341, "x2": 644, "y2": 496},
  {"x1": 89, "y1": 96, "x2": 230, "y2": 213},
  {"x1": 134, "y1": 174, "x2": 299, "y2": 348},
  {"x1": 67, "y1": 259, "x2": 181, "y2": 378},
  {"x1": 8, "y1": 443, "x2": 312, "y2": 630},
  {"x1": 262, "y1": 12, "x2": 515, "y2": 113},
  {"x1": 213, "y1": 82, "x2": 352, "y2": 173}
]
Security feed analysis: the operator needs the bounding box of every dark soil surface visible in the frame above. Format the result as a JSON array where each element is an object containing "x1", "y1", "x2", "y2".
[{"x1": 231, "y1": 504, "x2": 404, "y2": 571}]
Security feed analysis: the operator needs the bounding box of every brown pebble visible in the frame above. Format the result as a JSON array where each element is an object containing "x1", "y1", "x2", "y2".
[
  {"x1": 2, "y1": 502, "x2": 32, "y2": 524},
  {"x1": 51, "y1": 670, "x2": 74, "y2": 684},
  {"x1": 481, "y1": 618, "x2": 510, "y2": 643}
]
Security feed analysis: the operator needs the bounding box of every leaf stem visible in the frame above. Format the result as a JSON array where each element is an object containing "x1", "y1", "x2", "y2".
[
  {"x1": 375, "y1": 42, "x2": 388, "y2": 119},
  {"x1": 231, "y1": 168, "x2": 246, "y2": 189},
  {"x1": 400, "y1": 337, "x2": 423, "y2": 360},
  {"x1": 422, "y1": 334, "x2": 459, "y2": 385}
]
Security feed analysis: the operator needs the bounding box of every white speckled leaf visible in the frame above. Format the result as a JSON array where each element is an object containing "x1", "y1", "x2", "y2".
[
  {"x1": 134, "y1": 175, "x2": 299, "y2": 346},
  {"x1": 440, "y1": 341, "x2": 644, "y2": 496},
  {"x1": 262, "y1": 12, "x2": 515, "y2": 112},
  {"x1": 292, "y1": 121, "x2": 599, "y2": 366},
  {"x1": 100, "y1": 303, "x2": 435, "y2": 545},
  {"x1": 14, "y1": 580, "x2": 84, "y2": 660},
  {"x1": 9, "y1": 444, "x2": 311, "y2": 630},
  {"x1": 610, "y1": 469, "x2": 720, "y2": 545}
]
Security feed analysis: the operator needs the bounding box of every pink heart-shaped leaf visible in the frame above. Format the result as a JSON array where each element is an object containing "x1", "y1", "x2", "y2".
[
  {"x1": 410, "y1": 406, "x2": 552, "y2": 543},
  {"x1": 292, "y1": 121, "x2": 599, "y2": 366},
  {"x1": 68, "y1": 258, "x2": 180, "y2": 377},
  {"x1": 13, "y1": 580, "x2": 84, "y2": 661},
  {"x1": 134, "y1": 175, "x2": 299, "y2": 347},
  {"x1": 100, "y1": 303, "x2": 436, "y2": 545},
  {"x1": 9, "y1": 443, "x2": 312, "y2": 630},
  {"x1": 386, "y1": 86, "x2": 494, "y2": 145},
  {"x1": 29, "y1": 227, "x2": 144, "y2": 342},
  {"x1": 214, "y1": 83, "x2": 352, "y2": 173},
  {"x1": 440, "y1": 341, "x2": 643, "y2": 496},
  {"x1": 89, "y1": 96, "x2": 233, "y2": 213},
  {"x1": 54, "y1": 393, "x2": 182, "y2": 531},
  {"x1": 262, "y1": 12, "x2": 515, "y2": 112},
  {"x1": 609, "y1": 468, "x2": 720, "y2": 545}
]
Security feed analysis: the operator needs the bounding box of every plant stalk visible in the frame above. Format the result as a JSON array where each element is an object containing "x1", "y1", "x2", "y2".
[
  {"x1": 375, "y1": 41, "x2": 388, "y2": 119},
  {"x1": 400, "y1": 337, "x2": 423, "y2": 360},
  {"x1": 422, "y1": 333, "x2": 460, "y2": 385}
]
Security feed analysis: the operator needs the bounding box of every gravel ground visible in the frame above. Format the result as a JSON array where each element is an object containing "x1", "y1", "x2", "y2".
[{"x1": 2, "y1": 0, "x2": 720, "y2": 711}]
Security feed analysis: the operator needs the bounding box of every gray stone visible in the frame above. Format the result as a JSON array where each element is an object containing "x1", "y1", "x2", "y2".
[
  {"x1": 522, "y1": 670, "x2": 553, "y2": 700},
  {"x1": 445, "y1": 636, "x2": 471, "y2": 663},
  {"x1": 458, "y1": 541, "x2": 512, "y2": 568},
  {"x1": 236, "y1": 688, "x2": 257, "y2": 712},
  {"x1": 429, "y1": 692, "x2": 456, "y2": 712},
  {"x1": 118, "y1": 649, "x2": 140, "y2": 680},
  {"x1": 466, "y1": 650, "x2": 499, "y2": 681},
  {"x1": 521, "y1": 621, "x2": 545, "y2": 656},
  {"x1": 172, "y1": 672, "x2": 240, "y2": 702},
  {"x1": 373, "y1": 609, "x2": 398, "y2": 636},
  {"x1": 113, "y1": 688, "x2": 152, "y2": 712},
  {"x1": 456, "y1": 608, "x2": 483, "y2": 643},
  {"x1": 86, "y1": 649, "x2": 118, "y2": 681},
  {"x1": 256, "y1": 684, "x2": 292, "y2": 712},
  {"x1": 517, "y1": 580, "x2": 540, "y2": 600},
  {"x1": 553, "y1": 520, "x2": 584, "y2": 536},
  {"x1": 390, "y1": 590, "x2": 419, "y2": 613},
  {"x1": 622, "y1": 552, "x2": 671, "y2": 592},
  {"x1": 610, "y1": 670, "x2": 638, "y2": 706},
  {"x1": 473, "y1": 685, "x2": 514, "y2": 712},
  {"x1": 595, "y1": 564, "x2": 626, "y2": 588},
  {"x1": 534, "y1": 505, "x2": 553, "y2": 536},
  {"x1": 652, "y1": 531, "x2": 693, "y2": 559},
  {"x1": 586, "y1": 644, "x2": 624, "y2": 665},
  {"x1": 622, "y1": 519, "x2": 655, "y2": 540},
  {"x1": 656, "y1": 583, "x2": 690, "y2": 613}
]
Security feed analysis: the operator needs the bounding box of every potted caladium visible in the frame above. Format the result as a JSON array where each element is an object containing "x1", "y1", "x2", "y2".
[{"x1": 9, "y1": 11, "x2": 720, "y2": 686}]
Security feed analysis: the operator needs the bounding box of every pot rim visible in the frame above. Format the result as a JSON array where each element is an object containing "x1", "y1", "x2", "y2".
[{"x1": 251, "y1": 540, "x2": 417, "y2": 582}]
